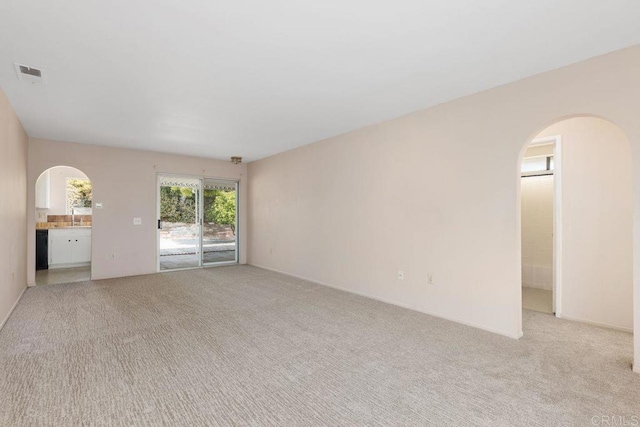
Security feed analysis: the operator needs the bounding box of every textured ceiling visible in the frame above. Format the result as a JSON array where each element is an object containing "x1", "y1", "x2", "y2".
[{"x1": 1, "y1": 0, "x2": 640, "y2": 161}]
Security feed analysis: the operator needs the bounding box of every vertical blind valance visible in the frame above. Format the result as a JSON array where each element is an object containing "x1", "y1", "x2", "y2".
[{"x1": 159, "y1": 175, "x2": 237, "y2": 191}]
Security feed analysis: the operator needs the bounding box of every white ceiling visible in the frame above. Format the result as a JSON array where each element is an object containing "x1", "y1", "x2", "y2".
[{"x1": 1, "y1": 1, "x2": 640, "y2": 162}]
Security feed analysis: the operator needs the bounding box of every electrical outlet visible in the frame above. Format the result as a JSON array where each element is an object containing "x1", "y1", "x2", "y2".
[
  {"x1": 398, "y1": 270, "x2": 404, "y2": 280},
  {"x1": 133, "y1": 217, "x2": 142, "y2": 225}
]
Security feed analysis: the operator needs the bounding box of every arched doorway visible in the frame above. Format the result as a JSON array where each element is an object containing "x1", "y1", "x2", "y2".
[
  {"x1": 517, "y1": 116, "x2": 633, "y2": 334},
  {"x1": 34, "y1": 165, "x2": 93, "y2": 285}
]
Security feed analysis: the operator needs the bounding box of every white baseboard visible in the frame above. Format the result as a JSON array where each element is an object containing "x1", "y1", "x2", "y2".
[
  {"x1": 49, "y1": 262, "x2": 90, "y2": 270},
  {"x1": 0, "y1": 286, "x2": 27, "y2": 331},
  {"x1": 250, "y1": 263, "x2": 522, "y2": 340},
  {"x1": 560, "y1": 313, "x2": 632, "y2": 333}
]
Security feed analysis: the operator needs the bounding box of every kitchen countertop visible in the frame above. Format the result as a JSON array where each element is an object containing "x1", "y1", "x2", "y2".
[{"x1": 36, "y1": 226, "x2": 92, "y2": 230}]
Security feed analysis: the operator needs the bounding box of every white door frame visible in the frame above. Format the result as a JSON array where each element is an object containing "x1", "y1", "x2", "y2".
[{"x1": 525, "y1": 135, "x2": 562, "y2": 316}]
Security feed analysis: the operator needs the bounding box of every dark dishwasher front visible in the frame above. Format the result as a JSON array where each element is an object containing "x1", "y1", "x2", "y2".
[{"x1": 36, "y1": 229, "x2": 48, "y2": 270}]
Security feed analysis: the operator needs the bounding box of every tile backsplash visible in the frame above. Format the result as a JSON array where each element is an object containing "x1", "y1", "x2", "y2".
[
  {"x1": 47, "y1": 215, "x2": 92, "y2": 223},
  {"x1": 36, "y1": 215, "x2": 92, "y2": 229}
]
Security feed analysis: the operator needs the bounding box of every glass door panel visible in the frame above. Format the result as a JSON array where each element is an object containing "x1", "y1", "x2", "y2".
[
  {"x1": 158, "y1": 175, "x2": 201, "y2": 270},
  {"x1": 202, "y1": 179, "x2": 238, "y2": 265}
]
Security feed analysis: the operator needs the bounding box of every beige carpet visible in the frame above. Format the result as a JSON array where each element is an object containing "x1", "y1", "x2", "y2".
[{"x1": 1, "y1": 266, "x2": 639, "y2": 426}]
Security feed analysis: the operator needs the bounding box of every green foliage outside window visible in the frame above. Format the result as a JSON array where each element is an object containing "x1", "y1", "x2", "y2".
[
  {"x1": 160, "y1": 187, "x2": 236, "y2": 234},
  {"x1": 160, "y1": 186, "x2": 196, "y2": 223},
  {"x1": 66, "y1": 178, "x2": 92, "y2": 212},
  {"x1": 211, "y1": 190, "x2": 236, "y2": 233}
]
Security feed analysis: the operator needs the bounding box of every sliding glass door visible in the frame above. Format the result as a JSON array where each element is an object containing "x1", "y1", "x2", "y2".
[
  {"x1": 158, "y1": 175, "x2": 238, "y2": 271},
  {"x1": 158, "y1": 176, "x2": 201, "y2": 270},
  {"x1": 202, "y1": 179, "x2": 238, "y2": 265}
]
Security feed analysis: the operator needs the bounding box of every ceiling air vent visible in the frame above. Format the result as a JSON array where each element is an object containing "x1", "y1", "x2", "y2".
[{"x1": 14, "y1": 63, "x2": 47, "y2": 84}]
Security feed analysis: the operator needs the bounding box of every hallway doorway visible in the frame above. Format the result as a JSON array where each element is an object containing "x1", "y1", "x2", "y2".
[
  {"x1": 34, "y1": 165, "x2": 93, "y2": 286},
  {"x1": 520, "y1": 137, "x2": 557, "y2": 314},
  {"x1": 518, "y1": 117, "x2": 633, "y2": 333}
]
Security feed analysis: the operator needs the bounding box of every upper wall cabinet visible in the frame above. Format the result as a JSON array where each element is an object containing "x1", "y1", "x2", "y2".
[{"x1": 35, "y1": 170, "x2": 50, "y2": 209}]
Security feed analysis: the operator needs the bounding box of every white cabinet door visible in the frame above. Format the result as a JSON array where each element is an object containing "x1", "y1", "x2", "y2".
[
  {"x1": 72, "y1": 236, "x2": 92, "y2": 263},
  {"x1": 49, "y1": 235, "x2": 73, "y2": 265}
]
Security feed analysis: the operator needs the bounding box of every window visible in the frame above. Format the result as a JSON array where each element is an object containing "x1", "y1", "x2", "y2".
[
  {"x1": 521, "y1": 155, "x2": 554, "y2": 177},
  {"x1": 66, "y1": 178, "x2": 92, "y2": 214}
]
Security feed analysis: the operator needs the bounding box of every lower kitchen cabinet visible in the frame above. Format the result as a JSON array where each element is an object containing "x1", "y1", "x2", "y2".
[{"x1": 48, "y1": 228, "x2": 92, "y2": 268}]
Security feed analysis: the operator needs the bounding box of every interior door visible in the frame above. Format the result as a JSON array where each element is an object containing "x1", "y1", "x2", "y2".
[
  {"x1": 202, "y1": 179, "x2": 238, "y2": 265},
  {"x1": 158, "y1": 175, "x2": 201, "y2": 270}
]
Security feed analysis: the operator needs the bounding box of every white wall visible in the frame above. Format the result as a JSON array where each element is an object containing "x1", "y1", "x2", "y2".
[
  {"x1": 27, "y1": 139, "x2": 248, "y2": 284},
  {"x1": 247, "y1": 44, "x2": 640, "y2": 365},
  {"x1": 537, "y1": 117, "x2": 633, "y2": 331},
  {"x1": 0, "y1": 88, "x2": 28, "y2": 328},
  {"x1": 521, "y1": 173, "x2": 553, "y2": 290}
]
